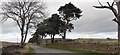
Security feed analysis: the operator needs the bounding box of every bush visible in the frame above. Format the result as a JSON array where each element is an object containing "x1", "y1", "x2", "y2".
[{"x1": 106, "y1": 38, "x2": 111, "y2": 40}]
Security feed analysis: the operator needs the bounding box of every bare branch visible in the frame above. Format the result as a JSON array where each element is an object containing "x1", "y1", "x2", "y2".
[
  {"x1": 111, "y1": 7, "x2": 118, "y2": 18},
  {"x1": 98, "y1": 0, "x2": 103, "y2": 6},
  {"x1": 93, "y1": 6, "x2": 110, "y2": 9},
  {"x1": 107, "y1": 2, "x2": 111, "y2": 7},
  {"x1": 112, "y1": 2, "x2": 114, "y2": 6},
  {"x1": 112, "y1": 18, "x2": 120, "y2": 26},
  {"x1": 94, "y1": 2, "x2": 118, "y2": 18}
]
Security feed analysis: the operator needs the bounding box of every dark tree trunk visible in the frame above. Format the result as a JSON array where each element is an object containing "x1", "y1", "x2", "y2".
[
  {"x1": 20, "y1": 18, "x2": 25, "y2": 47},
  {"x1": 62, "y1": 31, "x2": 66, "y2": 41},
  {"x1": 118, "y1": 25, "x2": 120, "y2": 55},
  {"x1": 62, "y1": 21, "x2": 69, "y2": 41},
  {"x1": 51, "y1": 38, "x2": 54, "y2": 43},
  {"x1": 23, "y1": 30, "x2": 28, "y2": 46},
  {"x1": 51, "y1": 35, "x2": 55, "y2": 43},
  {"x1": 20, "y1": 32, "x2": 24, "y2": 48},
  {"x1": 51, "y1": 38, "x2": 53, "y2": 43},
  {"x1": 116, "y1": 2, "x2": 120, "y2": 55},
  {"x1": 36, "y1": 35, "x2": 40, "y2": 45},
  {"x1": 51, "y1": 35, "x2": 53, "y2": 43},
  {"x1": 40, "y1": 35, "x2": 43, "y2": 44}
]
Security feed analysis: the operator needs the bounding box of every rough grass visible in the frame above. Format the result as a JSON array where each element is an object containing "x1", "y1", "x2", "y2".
[
  {"x1": 27, "y1": 44, "x2": 34, "y2": 53},
  {"x1": 16, "y1": 43, "x2": 34, "y2": 53},
  {"x1": 43, "y1": 44, "x2": 97, "y2": 55},
  {"x1": 43, "y1": 43, "x2": 118, "y2": 55},
  {"x1": 75, "y1": 38, "x2": 118, "y2": 45}
]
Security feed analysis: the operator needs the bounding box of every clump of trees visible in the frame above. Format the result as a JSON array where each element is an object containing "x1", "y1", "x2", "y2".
[
  {"x1": 1, "y1": 0, "x2": 46, "y2": 47},
  {"x1": 32, "y1": 14, "x2": 65, "y2": 43},
  {"x1": 31, "y1": 2, "x2": 82, "y2": 43}
]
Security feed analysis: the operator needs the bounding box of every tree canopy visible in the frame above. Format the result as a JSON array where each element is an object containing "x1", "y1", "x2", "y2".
[
  {"x1": 58, "y1": 2, "x2": 82, "y2": 39},
  {"x1": 34, "y1": 14, "x2": 66, "y2": 43},
  {"x1": 58, "y1": 2, "x2": 82, "y2": 22}
]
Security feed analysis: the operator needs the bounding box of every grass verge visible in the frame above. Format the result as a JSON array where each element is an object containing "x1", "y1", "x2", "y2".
[
  {"x1": 16, "y1": 43, "x2": 34, "y2": 53},
  {"x1": 27, "y1": 44, "x2": 34, "y2": 53}
]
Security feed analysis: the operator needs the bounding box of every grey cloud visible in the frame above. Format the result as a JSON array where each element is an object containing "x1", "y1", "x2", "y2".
[
  {"x1": 71, "y1": 2, "x2": 117, "y2": 33},
  {"x1": 2, "y1": 19, "x2": 20, "y2": 34},
  {"x1": 1, "y1": 2, "x2": 118, "y2": 35}
]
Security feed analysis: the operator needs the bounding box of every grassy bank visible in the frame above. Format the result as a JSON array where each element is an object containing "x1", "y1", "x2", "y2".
[
  {"x1": 17, "y1": 43, "x2": 34, "y2": 53},
  {"x1": 27, "y1": 44, "x2": 34, "y2": 53}
]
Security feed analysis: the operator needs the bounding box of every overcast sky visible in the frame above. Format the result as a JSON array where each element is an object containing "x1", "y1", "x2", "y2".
[{"x1": 0, "y1": 0, "x2": 118, "y2": 42}]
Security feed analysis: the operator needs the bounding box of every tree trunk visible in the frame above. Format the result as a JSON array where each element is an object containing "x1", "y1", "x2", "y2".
[
  {"x1": 23, "y1": 23, "x2": 29, "y2": 46},
  {"x1": 51, "y1": 37, "x2": 53, "y2": 43},
  {"x1": 37, "y1": 37, "x2": 41, "y2": 45},
  {"x1": 23, "y1": 30, "x2": 28, "y2": 46},
  {"x1": 51, "y1": 35, "x2": 55, "y2": 43},
  {"x1": 36, "y1": 35, "x2": 39, "y2": 45},
  {"x1": 62, "y1": 21, "x2": 69, "y2": 41},
  {"x1": 118, "y1": 25, "x2": 120, "y2": 55},
  {"x1": 62, "y1": 31, "x2": 66, "y2": 40},
  {"x1": 62, "y1": 29, "x2": 67, "y2": 43},
  {"x1": 20, "y1": 19, "x2": 25, "y2": 47},
  {"x1": 20, "y1": 32, "x2": 24, "y2": 48},
  {"x1": 50, "y1": 35, "x2": 53, "y2": 43},
  {"x1": 116, "y1": 2, "x2": 120, "y2": 55},
  {"x1": 40, "y1": 35, "x2": 43, "y2": 44},
  {"x1": 51, "y1": 38, "x2": 54, "y2": 43}
]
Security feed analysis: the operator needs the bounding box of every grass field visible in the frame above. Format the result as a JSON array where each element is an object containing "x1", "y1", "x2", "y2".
[
  {"x1": 44, "y1": 44, "x2": 118, "y2": 55},
  {"x1": 74, "y1": 38, "x2": 118, "y2": 45},
  {"x1": 43, "y1": 38, "x2": 118, "y2": 55}
]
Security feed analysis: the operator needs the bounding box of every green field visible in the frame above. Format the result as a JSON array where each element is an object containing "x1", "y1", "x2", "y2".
[
  {"x1": 74, "y1": 38, "x2": 118, "y2": 45},
  {"x1": 43, "y1": 38, "x2": 118, "y2": 55}
]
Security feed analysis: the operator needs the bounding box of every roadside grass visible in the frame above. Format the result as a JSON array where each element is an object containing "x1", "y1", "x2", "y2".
[
  {"x1": 17, "y1": 43, "x2": 34, "y2": 55},
  {"x1": 43, "y1": 44, "x2": 117, "y2": 55},
  {"x1": 27, "y1": 43, "x2": 34, "y2": 53},
  {"x1": 43, "y1": 45, "x2": 97, "y2": 55},
  {"x1": 16, "y1": 46, "x2": 28, "y2": 53}
]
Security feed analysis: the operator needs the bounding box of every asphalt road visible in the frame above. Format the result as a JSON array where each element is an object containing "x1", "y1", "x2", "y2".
[
  {"x1": 30, "y1": 44, "x2": 85, "y2": 55},
  {"x1": 30, "y1": 44, "x2": 74, "y2": 53},
  {"x1": 0, "y1": 48, "x2": 2, "y2": 55},
  {"x1": 0, "y1": 46, "x2": 2, "y2": 55}
]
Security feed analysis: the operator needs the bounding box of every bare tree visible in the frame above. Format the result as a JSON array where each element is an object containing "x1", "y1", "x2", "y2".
[
  {"x1": 94, "y1": 0, "x2": 120, "y2": 54},
  {"x1": 1, "y1": 0, "x2": 46, "y2": 47}
]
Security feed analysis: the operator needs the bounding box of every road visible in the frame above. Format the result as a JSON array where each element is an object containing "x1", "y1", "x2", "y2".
[
  {"x1": 30, "y1": 44, "x2": 85, "y2": 55},
  {"x1": 0, "y1": 46, "x2": 2, "y2": 55},
  {"x1": 0, "y1": 48, "x2": 2, "y2": 55},
  {"x1": 30, "y1": 44, "x2": 74, "y2": 53}
]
